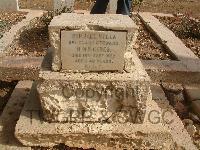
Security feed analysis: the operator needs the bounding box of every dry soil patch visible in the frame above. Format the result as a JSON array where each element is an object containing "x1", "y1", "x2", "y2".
[
  {"x1": 157, "y1": 15, "x2": 200, "y2": 59},
  {"x1": 0, "y1": 11, "x2": 27, "y2": 39},
  {"x1": 132, "y1": 15, "x2": 173, "y2": 60}
]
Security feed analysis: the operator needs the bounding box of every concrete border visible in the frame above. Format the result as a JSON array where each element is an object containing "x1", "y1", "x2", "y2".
[
  {"x1": 1, "y1": 56, "x2": 200, "y2": 83},
  {"x1": 0, "y1": 81, "x2": 32, "y2": 150},
  {"x1": 0, "y1": 56, "x2": 42, "y2": 81},
  {"x1": 142, "y1": 60, "x2": 200, "y2": 84},
  {"x1": 0, "y1": 9, "x2": 46, "y2": 55},
  {"x1": 138, "y1": 12, "x2": 199, "y2": 61}
]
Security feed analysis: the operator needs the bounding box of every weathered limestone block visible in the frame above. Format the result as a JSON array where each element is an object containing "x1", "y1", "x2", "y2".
[
  {"x1": 37, "y1": 79, "x2": 151, "y2": 123},
  {"x1": 15, "y1": 85, "x2": 175, "y2": 149},
  {"x1": 38, "y1": 45, "x2": 150, "y2": 123},
  {"x1": 0, "y1": 0, "x2": 19, "y2": 11},
  {"x1": 19, "y1": 0, "x2": 74, "y2": 14},
  {"x1": 49, "y1": 13, "x2": 138, "y2": 71}
]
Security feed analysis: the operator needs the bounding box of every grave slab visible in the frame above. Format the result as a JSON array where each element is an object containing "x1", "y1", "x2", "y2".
[
  {"x1": 138, "y1": 12, "x2": 199, "y2": 61},
  {"x1": 37, "y1": 47, "x2": 150, "y2": 123},
  {"x1": 0, "y1": 81, "x2": 32, "y2": 150},
  {"x1": 0, "y1": 0, "x2": 19, "y2": 11},
  {"x1": 15, "y1": 84, "x2": 175, "y2": 149},
  {"x1": 49, "y1": 13, "x2": 138, "y2": 71}
]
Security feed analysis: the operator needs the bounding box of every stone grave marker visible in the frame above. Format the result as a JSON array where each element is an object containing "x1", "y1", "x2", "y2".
[
  {"x1": 15, "y1": 13, "x2": 176, "y2": 149},
  {"x1": 61, "y1": 30, "x2": 126, "y2": 71},
  {"x1": 0, "y1": 0, "x2": 19, "y2": 11}
]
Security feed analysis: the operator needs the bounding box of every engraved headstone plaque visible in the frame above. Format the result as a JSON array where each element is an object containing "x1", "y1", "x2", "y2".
[{"x1": 61, "y1": 31, "x2": 127, "y2": 71}]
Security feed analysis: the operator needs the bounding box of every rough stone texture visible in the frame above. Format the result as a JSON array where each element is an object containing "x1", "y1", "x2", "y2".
[
  {"x1": 108, "y1": 0, "x2": 117, "y2": 14},
  {"x1": 1, "y1": 56, "x2": 200, "y2": 83},
  {"x1": 138, "y1": 12, "x2": 199, "y2": 61},
  {"x1": 19, "y1": 0, "x2": 74, "y2": 14},
  {"x1": 15, "y1": 85, "x2": 175, "y2": 149},
  {"x1": 184, "y1": 85, "x2": 200, "y2": 102},
  {"x1": 142, "y1": 60, "x2": 200, "y2": 84},
  {"x1": 0, "y1": 9, "x2": 46, "y2": 54},
  {"x1": 37, "y1": 47, "x2": 150, "y2": 123},
  {"x1": 61, "y1": 30, "x2": 126, "y2": 71},
  {"x1": 49, "y1": 13, "x2": 138, "y2": 71},
  {"x1": 37, "y1": 79, "x2": 151, "y2": 123},
  {"x1": 0, "y1": 81, "x2": 32, "y2": 150},
  {"x1": 0, "y1": 0, "x2": 19, "y2": 11}
]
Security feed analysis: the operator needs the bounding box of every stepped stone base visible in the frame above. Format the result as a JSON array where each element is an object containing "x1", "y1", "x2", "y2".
[
  {"x1": 37, "y1": 42, "x2": 150, "y2": 123},
  {"x1": 37, "y1": 76, "x2": 151, "y2": 123},
  {"x1": 15, "y1": 84, "x2": 175, "y2": 149}
]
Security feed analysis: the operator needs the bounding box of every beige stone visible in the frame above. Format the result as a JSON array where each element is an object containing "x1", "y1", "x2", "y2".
[
  {"x1": 0, "y1": 9, "x2": 46, "y2": 54},
  {"x1": 49, "y1": 13, "x2": 138, "y2": 71},
  {"x1": 61, "y1": 30, "x2": 126, "y2": 71},
  {"x1": 15, "y1": 85, "x2": 175, "y2": 149},
  {"x1": 19, "y1": 0, "x2": 74, "y2": 14},
  {"x1": 38, "y1": 48, "x2": 151, "y2": 123},
  {"x1": 37, "y1": 79, "x2": 150, "y2": 123},
  {"x1": 0, "y1": 81, "x2": 32, "y2": 150},
  {"x1": 0, "y1": 0, "x2": 19, "y2": 11}
]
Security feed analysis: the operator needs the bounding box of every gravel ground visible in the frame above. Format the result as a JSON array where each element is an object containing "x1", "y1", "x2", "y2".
[
  {"x1": 7, "y1": 18, "x2": 51, "y2": 57},
  {"x1": 157, "y1": 15, "x2": 200, "y2": 59},
  {"x1": 133, "y1": 0, "x2": 200, "y2": 18},
  {"x1": 7, "y1": 26, "x2": 50, "y2": 57},
  {"x1": 0, "y1": 11, "x2": 27, "y2": 39},
  {"x1": 132, "y1": 15, "x2": 173, "y2": 60}
]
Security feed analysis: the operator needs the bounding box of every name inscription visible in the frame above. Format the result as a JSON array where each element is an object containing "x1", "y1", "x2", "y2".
[{"x1": 61, "y1": 31, "x2": 126, "y2": 71}]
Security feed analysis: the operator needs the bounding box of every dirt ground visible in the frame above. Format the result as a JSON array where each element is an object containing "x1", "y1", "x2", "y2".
[
  {"x1": 132, "y1": 15, "x2": 173, "y2": 60},
  {"x1": 0, "y1": 11, "x2": 27, "y2": 39},
  {"x1": 74, "y1": 0, "x2": 200, "y2": 18},
  {"x1": 7, "y1": 25, "x2": 50, "y2": 57},
  {"x1": 6, "y1": 15, "x2": 51, "y2": 57},
  {"x1": 134, "y1": 0, "x2": 200, "y2": 18},
  {"x1": 161, "y1": 83, "x2": 200, "y2": 149},
  {"x1": 157, "y1": 15, "x2": 200, "y2": 58}
]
